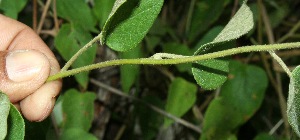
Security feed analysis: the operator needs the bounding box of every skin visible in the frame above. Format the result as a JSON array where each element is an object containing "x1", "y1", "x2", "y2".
[{"x1": 0, "y1": 14, "x2": 62, "y2": 121}]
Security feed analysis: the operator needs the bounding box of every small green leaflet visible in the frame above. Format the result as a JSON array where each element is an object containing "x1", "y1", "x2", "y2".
[
  {"x1": 0, "y1": 92, "x2": 10, "y2": 140},
  {"x1": 164, "y1": 77, "x2": 197, "y2": 127},
  {"x1": 288, "y1": 66, "x2": 300, "y2": 137},
  {"x1": 0, "y1": 92, "x2": 25, "y2": 140},
  {"x1": 6, "y1": 104, "x2": 25, "y2": 140},
  {"x1": 192, "y1": 1, "x2": 253, "y2": 90},
  {"x1": 100, "y1": 0, "x2": 164, "y2": 52}
]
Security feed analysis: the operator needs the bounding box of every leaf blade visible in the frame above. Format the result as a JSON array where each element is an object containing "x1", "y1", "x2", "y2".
[
  {"x1": 101, "y1": 0, "x2": 164, "y2": 51},
  {"x1": 288, "y1": 66, "x2": 300, "y2": 137},
  {"x1": 164, "y1": 77, "x2": 197, "y2": 127},
  {"x1": 0, "y1": 92, "x2": 10, "y2": 140},
  {"x1": 192, "y1": 2, "x2": 254, "y2": 90}
]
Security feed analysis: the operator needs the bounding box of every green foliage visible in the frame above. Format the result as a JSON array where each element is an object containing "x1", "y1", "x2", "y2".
[
  {"x1": 136, "y1": 95, "x2": 164, "y2": 140},
  {"x1": 120, "y1": 46, "x2": 141, "y2": 93},
  {"x1": 2, "y1": 0, "x2": 300, "y2": 139},
  {"x1": 0, "y1": 92, "x2": 10, "y2": 139},
  {"x1": 201, "y1": 61, "x2": 268, "y2": 140},
  {"x1": 164, "y1": 78, "x2": 197, "y2": 127},
  {"x1": 60, "y1": 128, "x2": 97, "y2": 140},
  {"x1": 93, "y1": 0, "x2": 116, "y2": 28},
  {"x1": 254, "y1": 133, "x2": 276, "y2": 140},
  {"x1": 0, "y1": 0, "x2": 27, "y2": 19},
  {"x1": 55, "y1": 24, "x2": 97, "y2": 88},
  {"x1": 188, "y1": 0, "x2": 231, "y2": 41},
  {"x1": 288, "y1": 66, "x2": 300, "y2": 137},
  {"x1": 101, "y1": 0, "x2": 164, "y2": 51},
  {"x1": 56, "y1": 0, "x2": 97, "y2": 32},
  {"x1": 55, "y1": 0, "x2": 98, "y2": 88},
  {"x1": 192, "y1": 2, "x2": 253, "y2": 90},
  {"x1": 0, "y1": 92, "x2": 24, "y2": 140},
  {"x1": 61, "y1": 89, "x2": 96, "y2": 131},
  {"x1": 6, "y1": 104, "x2": 25, "y2": 140}
]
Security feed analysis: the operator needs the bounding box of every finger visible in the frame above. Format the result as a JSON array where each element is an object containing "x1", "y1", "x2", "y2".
[
  {"x1": 0, "y1": 14, "x2": 62, "y2": 121},
  {"x1": 20, "y1": 80, "x2": 61, "y2": 121},
  {"x1": 0, "y1": 50, "x2": 51, "y2": 102}
]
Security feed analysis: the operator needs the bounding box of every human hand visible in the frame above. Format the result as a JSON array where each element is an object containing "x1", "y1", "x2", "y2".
[{"x1": 0, "y1": 14, "x2": 62, "y2": 121}]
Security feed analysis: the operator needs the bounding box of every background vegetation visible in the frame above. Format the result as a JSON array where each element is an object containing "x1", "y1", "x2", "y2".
[{"x1": 1, "y1": 0, "x2": 300, "y2": 139}]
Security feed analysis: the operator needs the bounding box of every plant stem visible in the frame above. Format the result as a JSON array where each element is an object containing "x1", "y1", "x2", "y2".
[
  {"x1": 277, "y1": 21, "x2": 300, "y2": 43},
  {"x1": 47, "y1": 42, "x2": 300, "y2": 82},
  {"x1": 60, "y1": 33, "x2": 102, "y2": 71}
]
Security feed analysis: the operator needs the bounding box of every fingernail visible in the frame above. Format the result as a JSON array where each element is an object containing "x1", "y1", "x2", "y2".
[{"x1": 6, "y1": 50, "x2": 46, "y2": 82}]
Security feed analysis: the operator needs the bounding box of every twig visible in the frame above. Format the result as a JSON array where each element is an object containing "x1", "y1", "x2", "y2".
[
  {"x1": 258, "y1": 0, "x2": 290, "y2": 136},
  {"x1": 37, "y1": 0, "x2": 52, "y2": 34},
  {"x1": 277, "y1": 21, "x2": 300, "y2": 43},
  {"x1": 258, "y1": 0, "x2": 291, "y2": 77},
  {"x1": 52, "y1": 0, "x2": 59, "y2": 32},
  {"x1": 90, "y1": 78, "x2": 202, "y2": 133},
  {"x1": 185, "y1": 0, "x2": 196, "y2": 34},
  {"x1": 47, "y1": 42, "x2": 300, "y2": 81},
  {"x1": 32, "y1": 0, "x2": 37, "y2": 31},
  {"x1": 61, "y1": 34, "x2": 102, "y2": 71},
  {"x1": 269, "y1": 119, "x2": 284, "y2": 135},
  {"x1": 114, "y1": 125, "x2": 126, "y2": 140},
  {"x1": 231, "y1": 0, "x2": 239, "y2": 17}
]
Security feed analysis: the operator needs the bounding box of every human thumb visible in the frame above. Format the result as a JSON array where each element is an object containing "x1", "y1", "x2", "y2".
[{"x1": 0, "y1": 50, "x2": 50, "y2": 102}]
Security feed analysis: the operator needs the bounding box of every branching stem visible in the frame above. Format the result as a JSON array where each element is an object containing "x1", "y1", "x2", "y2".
[
  {"x1": 60, "y1": 33, "x2": 102, "y2": 71},
  {"x1": 47, "y1": 42, "x2": 300, "y2": 82}
]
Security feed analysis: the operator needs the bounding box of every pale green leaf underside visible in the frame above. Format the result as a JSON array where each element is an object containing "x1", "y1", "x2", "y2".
[
  {"x1": 288, "y1": 66, "x2": 300, "y2": 137},
  {"x1": 195, "y1": 2, "x2": 254, "y2": 54},
  {"x1": 0, "y1": 92, "x2": 10, "y2": 140},
  {"x1": 192, "y1": 1, "x2": 253, "y2": 90}
]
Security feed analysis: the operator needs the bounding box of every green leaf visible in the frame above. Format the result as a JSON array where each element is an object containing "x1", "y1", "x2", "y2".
[
  {"x1": 57, "y1": 0, "x2": 97, "y2": 32},
  {"x1": 62, "y1": 89, "x2": 96, "y2": 131},
  {"x1": 60, "y1": 128, "x2": 97, "y2": 140},
  {"x1": 164, "y1": 77, "x2": 197, "y2": 127},
  {"x1": 200, "y1": 61, "x2": 267, "y2": 140},
  {"x1": 53, "y1": 96, "x2": 64, "y2": 127},
  {"x1": 0, "y1": 92, "x2": 10, "y2": 140},
  {"x1": 101, "y1": 0, "x2": 164, "y2": 51},
  {"x1": 6, "y1": 104, "x2": 25, "y2": 140},
  {"x1": 193, "y1": 26, "x2": 224, "y2": 51},
  {"x1": 24, "y1": 118, "x2": 51, "y2": 140},
  {"x1": 93, "y1": 0, "x2": 116, "y2": 28},
  {"x1": 221, "y1": 61, "x2": 267, "y2": 119},
  {"x1": 253, "y1": 133, "x2": 276, "y2": 140},
  {"x1": 55, "y1": 24, "x2": 97, "y2": 88},
  {"x1": 287, "y1": 66, "x2": 300, "y2": 137},
  {"x1": 200, "y1": 98, "x2": 237, "y2": 140},
  {"x1": 192, "y1": 2, "x2": 254, "y2": 90},
  {"x1": 267, "y1": 1, "x2": 289, "y2": 28},
  {"x1": 120, "y1": 46, "x2": 141, "y2": 93},
  {"x1": 192, "y1": 57, "x2": 230, "y2": 90},
  {"x1": 188, "y1": 0, "x2": 230, "y2": 41},
  {"x1": 0, "y1": 0, "x2": 28, "y2": 19}
]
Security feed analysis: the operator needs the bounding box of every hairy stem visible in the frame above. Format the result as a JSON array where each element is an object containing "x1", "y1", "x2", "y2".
[
  {"x1": 60, "y1": 33, "x2": 102, "y2": 71},
  {"x1": 47, "y1": 42, "x2": 300, "y2": 82}
]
